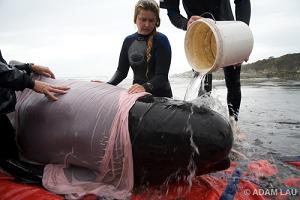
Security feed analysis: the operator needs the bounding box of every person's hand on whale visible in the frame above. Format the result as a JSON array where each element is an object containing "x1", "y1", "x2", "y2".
[
  {"x1": 128, "y1": 84, "x2": 146, "y2": 94},
  {"x1": 90, "y1": 80, "x2": 103, "y2": 83},
  {"x1": 31, "y1": 64, "x2": 56, "y2": 78},
  {"x1": 33, "y1": 80, "x2": 70, "y2": 101}
]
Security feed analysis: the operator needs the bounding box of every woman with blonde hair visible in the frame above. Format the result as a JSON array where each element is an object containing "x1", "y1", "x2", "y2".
[{"x1": 108, "y1": 0, "x2": 173, "y2": 98}]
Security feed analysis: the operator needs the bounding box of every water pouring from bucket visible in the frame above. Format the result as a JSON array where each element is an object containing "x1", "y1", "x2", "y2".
[{"x1": 184, "y1": 18, "x2": 254, "y2": 73}]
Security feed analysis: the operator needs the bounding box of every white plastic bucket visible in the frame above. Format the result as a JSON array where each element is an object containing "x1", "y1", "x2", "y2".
[{"x1": 184, "y1": 18, "x2": 254, "y2": 73}]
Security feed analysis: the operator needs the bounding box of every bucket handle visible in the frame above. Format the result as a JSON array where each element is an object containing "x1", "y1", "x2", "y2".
[{"x1": 200, "y1": 12, "x2": 216, "y2": 23}]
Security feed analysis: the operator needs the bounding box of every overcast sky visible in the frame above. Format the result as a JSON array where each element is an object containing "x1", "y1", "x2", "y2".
[{"x1": 1, "y1": 0, "x2": 299, "y2": 78}]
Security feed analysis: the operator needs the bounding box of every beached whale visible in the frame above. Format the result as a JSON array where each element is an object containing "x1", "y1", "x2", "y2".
[
  {"x1": 5, "y1": 76, "x2": 233, "y2": 199},
  {"x1": 129, "y1": 94, "x2": 233, "y2": 185}
]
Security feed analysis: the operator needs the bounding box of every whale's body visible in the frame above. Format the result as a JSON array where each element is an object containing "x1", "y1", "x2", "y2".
[{"x1": 6, "y1": 77, "x2": 233, "y2": 198}]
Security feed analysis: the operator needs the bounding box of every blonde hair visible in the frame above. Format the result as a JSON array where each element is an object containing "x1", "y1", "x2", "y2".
[{"x1": 134, "y1": 0, "x2": 160, "y2": 79}]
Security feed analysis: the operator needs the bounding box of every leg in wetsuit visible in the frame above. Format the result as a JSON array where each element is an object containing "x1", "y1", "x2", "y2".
[
  {"x1": 204, "y1": 73, "x2": 212, "y2": 93},
  {"x1": 197, "y1": 73, "x2": 212, "y2": 96},
  {"x1": 224, "y1": 65, "x2": 241, "y2": 121}
]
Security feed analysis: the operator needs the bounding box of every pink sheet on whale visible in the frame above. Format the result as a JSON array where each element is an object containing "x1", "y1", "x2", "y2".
[{"x1": 11, "y1": 76, "x2": 147, "y2": 199}]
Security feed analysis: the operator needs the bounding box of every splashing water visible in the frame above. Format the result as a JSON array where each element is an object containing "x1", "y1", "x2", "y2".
[
  {"x1": 182, "y1": 71, "x2": 253, "y2": 192},
  {"x1": 184, "y1": 71, "x2": 206, "y2": 101},
  {"x1": 183, "y1": 71, "x2": 228, "y2": 119},
  {"x1": 186, "y1": 106, "x2": 199, "y2": 155},
  {"x1": 183, "y1": 71, "x2": 248, "y2": 146},
  {"x1": 183, "y1": 105, "x2": 199, "y2": 190}
]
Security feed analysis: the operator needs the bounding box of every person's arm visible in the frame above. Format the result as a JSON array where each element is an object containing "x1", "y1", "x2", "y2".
[
  {"x1": 1, "y1": 62, "x2": 69, "y2": 101},
  {"x1": 160, "y1": 0, "x2": 188, "y2": 30},
  {"x1": 107, "y1": 38, "x2": 130, "y2": 85},
  {"x1": 9, "y1": 60, "x2": 55, "y2": 78},
  {"x1": 234, "y1": 0, "x2": 251, "y2": 25},
  {"x1": 0, "y1": 62, "x2": 34, "y2": 91},
  {"x1": 107, "y1": 70, "x2": 127, "y2": 85},
  {"x1": 142, "y1": 34, "x2": 172, "y2": 93},
  {"x1": 9, "y1": 60, "x2": 33, "y2": 75}
]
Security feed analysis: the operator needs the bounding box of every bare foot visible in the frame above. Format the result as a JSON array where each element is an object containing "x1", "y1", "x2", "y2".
[{"x1": 229, "y1": 117, "x2": 246, "y2": 142}]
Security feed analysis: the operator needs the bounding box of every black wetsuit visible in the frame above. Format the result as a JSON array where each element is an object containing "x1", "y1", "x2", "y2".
[
  {"x1": 108, "y1": 32, "x2": 173, "y2": 98},
  {"x1": 0, "y1": 50, "x2": 34, "y2": 160},
  {"x1": 160, "y1": 0, "x2": 251, "y2": 120}
]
